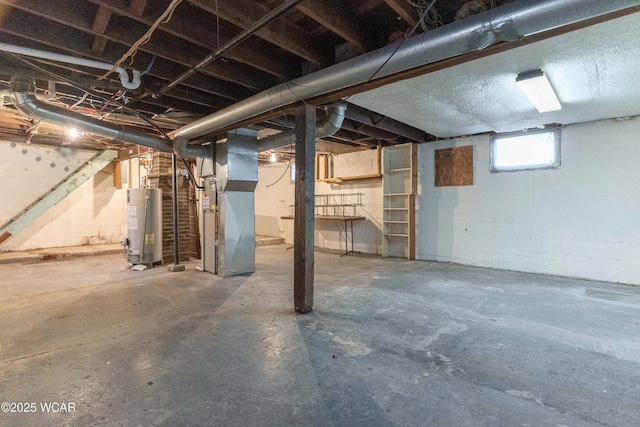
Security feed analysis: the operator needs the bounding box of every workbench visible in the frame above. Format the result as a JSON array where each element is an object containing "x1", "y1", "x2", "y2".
[{"x1": 280, "y1": 215, "x2": 366, "y2": 256}]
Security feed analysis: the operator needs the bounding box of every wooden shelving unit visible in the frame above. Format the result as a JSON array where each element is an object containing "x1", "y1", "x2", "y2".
[{"x1": 382, "y1": 144, "x2": 417, "y2": 259}]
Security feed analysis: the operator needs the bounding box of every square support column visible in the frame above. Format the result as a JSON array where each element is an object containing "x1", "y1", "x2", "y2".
[{"x1": 294, "y1": 103, "x2": 316, "y2": 314}]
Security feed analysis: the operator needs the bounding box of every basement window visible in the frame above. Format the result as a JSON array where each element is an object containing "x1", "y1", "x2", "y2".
[{"x1": 490, "y1": 128, "x2": 561, "y2": 172}]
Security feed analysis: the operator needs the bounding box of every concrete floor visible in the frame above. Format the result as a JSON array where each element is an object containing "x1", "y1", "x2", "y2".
[{"x1": 1, "y1": 246, "x2": 639, "y2": 426}]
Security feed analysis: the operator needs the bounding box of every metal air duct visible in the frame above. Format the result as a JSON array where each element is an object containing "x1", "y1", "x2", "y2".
[
  {"x1": 216, "y1": 129, "x2": 259, "y2": 276},
  {"x1": 173, "y1": 0, "x2": 638, "y2": 141},
  {"x1": 173, "y1": 137, "x2": 215, "y2": 159},
  {"x1": 256, "y1": 104, "x2": 346, "y2": 152},
  {"x1": 9, "y1": 77, "x2": 173, "y2": 152}
]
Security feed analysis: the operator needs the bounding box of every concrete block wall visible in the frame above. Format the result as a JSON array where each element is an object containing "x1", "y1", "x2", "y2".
[
  {"x1": 0, "y1": 142, "x2": 126, "y2": 251},
  {"x1": 332, "y1": 148, "x2": 378, "y2": 178},
  {"x1": 315, "y1": 179, "x2": 383, "y2": 254},
  {"x1": 416, "y1": 118, "x2": 640, "y2": 285},
  {"x1": 255, "y1": 148, "x2": 383, "y2": 254}
]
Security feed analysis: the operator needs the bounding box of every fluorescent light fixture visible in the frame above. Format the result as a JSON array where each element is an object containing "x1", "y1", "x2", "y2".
[{"x1": 516, "y1": 69, "x2": 561, "y2": 113}]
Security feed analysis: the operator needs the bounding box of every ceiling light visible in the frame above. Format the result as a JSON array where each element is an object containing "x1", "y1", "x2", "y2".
[
  {"x1": 270, "y1": 152, "x2": 277, "y2": 162},
  {"x1": 67, "y1": 128, "x2": 82, "y2": 139},
  {"x1": 516, "y1": 69, "x2": 561, "y2": 113}
]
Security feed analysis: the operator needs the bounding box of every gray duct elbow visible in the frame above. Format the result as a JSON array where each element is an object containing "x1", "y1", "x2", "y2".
[
  {"x1": 256, "y1": 103, "x2": 346, "y2": 152},
  {"x1": 172, "y1": 137, "x2": 214, "y2": 159},
  {"x1": 316, "y1": 103, "x2": 346, "y2": 137}
]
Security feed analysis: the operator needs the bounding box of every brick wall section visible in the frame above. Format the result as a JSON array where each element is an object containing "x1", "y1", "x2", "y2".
[{"x1": 149, "y1": 152, "x2": 192, "y2": 263}]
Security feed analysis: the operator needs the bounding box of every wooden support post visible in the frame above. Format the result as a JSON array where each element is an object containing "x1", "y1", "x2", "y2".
[{"x1": 294, "y1": 103, "x2": 316, "y2": 314}]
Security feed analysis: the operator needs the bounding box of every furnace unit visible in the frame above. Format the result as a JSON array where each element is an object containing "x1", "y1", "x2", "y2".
[{"x1": 196, "y1": 129, "x2": 257, "y2": 276}]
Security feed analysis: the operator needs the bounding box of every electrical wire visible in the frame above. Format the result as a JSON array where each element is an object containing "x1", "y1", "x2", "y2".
[
  {"x1": 2, "y1": 51, "x2": 171, "y2": 140},
  {"x1": 140, "y1": 55, "x2": 157, "y2": 76},
  {"x1": 342, "y1": 2, "x2": 429, "y2": 104},
  {"x1": 100, "y1": 0, "x2": 184, "y2": 80},
  {"x1": 215, "y1": 0, "x2": 220, "y2": 50},
  {"x1": 266, "y1": 159, "x2": 291, "y2": 187},
  {"x1": 265, "y1": 110, "x2": 294, "y2": 188},
  {"x1": 405, "y1": 0, "x2": 440, "y2": 31},
  {"x1": 70, "y1": 91, "x2": 90, "y2": 109},
  {"x1": 420, "y1": 0, "x2": 442, "y2": 31}
]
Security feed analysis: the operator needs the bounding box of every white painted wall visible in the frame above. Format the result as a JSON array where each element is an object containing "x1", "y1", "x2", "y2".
[
  {"x1": 255, "y1": 161, "x2": 294, "y2": 239},
  {"x1": 416, "y1": 118, "x2": 640, "y2": 285},
  {"x1": 255, "y1": 149, "x2": 383, "y2": 254},
  {"x1": 0, "y1": 141, "x2": 127, "y2": 251}
]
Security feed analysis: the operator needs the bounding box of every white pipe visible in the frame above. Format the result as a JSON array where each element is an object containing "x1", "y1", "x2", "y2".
[
  {"x1": 45, "y1": 81, "x2": 56, "y2": 100},
  {"x1": 0, "y1": 42, "x2": 141, "y2": 90},
  {"x1": 0, "y1": 89, "x2": 9, "y2": 108}
]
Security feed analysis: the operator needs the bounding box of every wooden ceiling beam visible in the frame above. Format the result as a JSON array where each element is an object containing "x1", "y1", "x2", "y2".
[
  {"x1": 383, "y1": 0, "x2": 418, "y2": 28},
  {"x1": 343, "y1": 104, "x2": 431, "y2": 142},
  {"x1": 89, "y1": 0, "x2": 295, "y2": 80},
  {"x1": 0, "y1": 61, "x2": 219, "y2": 119},
  {"x1": 104, "y1": 25, "x2": 262, "y2": 97},
  {"x1": 341, "y1": 119, "x2": 408, "y2": 142},
  {"x1": 190, "y1": 0, "x2": 333, "y2": 66},
  {"x1": 136, "y1": 96, "x2": 214, "y2": 116},
  {"x1": 0, "y1": 14, "x2": 248, "y2": 107},
  {"x1": 356, "y1": 0, "x2": 384, "y2": 15},
  {"x1": 296, "y1": 0, "x2": 372, "y2": 52},
  {"x1": 91, "y1": 5, "x2": 112, "y2": 33},
  {"x1": 91, "y1": 5, "x2": 112, "y2": 53},
  {"x1": 2, "y1": 1, "x2": 270, "y2": 93},
  {"x1": 129, "y1": 0, "x2": 147, "y2": 17}
]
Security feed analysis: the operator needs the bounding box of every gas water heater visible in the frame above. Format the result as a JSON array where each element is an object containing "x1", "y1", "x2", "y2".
[{"x1": 123, "y1": 188, "x2": 162, "y2": 264}]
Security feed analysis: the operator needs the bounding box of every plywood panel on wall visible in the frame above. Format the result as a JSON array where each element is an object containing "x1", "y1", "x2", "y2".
[{"x1": 435, "y1": 145, "x2": 473, "y2": 186}]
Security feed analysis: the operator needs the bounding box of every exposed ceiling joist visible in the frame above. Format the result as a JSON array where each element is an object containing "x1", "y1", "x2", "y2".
[
  {"x1": 296, "y1": 0, "x2": 372, "y2": 52},
  {"x1": 129, "y1": 0, "x2": 147, "y2": 16},
  {"x1": 88, "y1": 0, "x2": 294, "y2": 80},
  {"x1": 4, "y1": 0, "x2": 630, "y2": 157},
  {"x1": 0, "y1": 1, "x2": 268, "y2": 94},
  {"x1": 383, "y1": 0, "x2": 418, "y2": 28},
  {"x1": 90, "y1": 5, "x2": 112, "y2": 54},
  {"x1": 356, "y1": 0, "x2": 384, "y2": 15},
  {"x1": 0, "y1": 18, "x2": 250, "y2": 106},
  {"x1": 344, "y1": 103, "x2": 432, "y2": 142},
  {"x1": 189, "y1": 0, "x2": 333, "y2": 66},
  {"x1": 340, "y1": 119, "x2": 406, "y2": 143}
]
